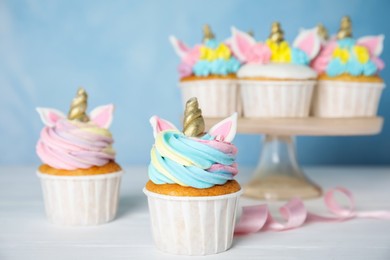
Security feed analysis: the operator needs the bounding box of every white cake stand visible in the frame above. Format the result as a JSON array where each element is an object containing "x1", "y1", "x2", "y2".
[{"x1": 205, "y1": 117, "x2": 383, "y2": 200}]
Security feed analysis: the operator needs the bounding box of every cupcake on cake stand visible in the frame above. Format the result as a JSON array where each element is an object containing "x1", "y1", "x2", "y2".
[{"x1": 205, "y1": 18, "x2": 385, "y2": 200}]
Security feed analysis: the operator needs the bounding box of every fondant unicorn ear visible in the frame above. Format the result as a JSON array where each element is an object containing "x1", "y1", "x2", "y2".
[
  {"x1": 231, "y1": 27, "x2": 256, "y2": 62},
  {"x1": 150, "y1": 116, "x2": 178, "y2": 138},
  {"x1": 36, "y1": 107, "x2": 66, "y2": 127},
  {"x1": 208, "y1": 113, "x2": 237, "y2": 143},
  {"x1": 357, "y1": 35, "x2": 385, "y2": 56},
  {"x1": 293, "y1": 27, "x2": 321, "y2": 60},
  {"x1": 169, "y1": 35, "x2": 190, "y2": 58},
  {"x1": 90, "y1": 104, "x2": 114, "y2": 129}
]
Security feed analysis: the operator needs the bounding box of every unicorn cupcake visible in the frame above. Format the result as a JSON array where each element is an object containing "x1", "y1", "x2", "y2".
[
  {"x1": 36, "y1": 88, "x2": 123, "y2": 226},
  {"x1": 311, "y1": 16, "x2": 385, "y2": 117},
  {"x1": 170, "y1": 25, "x2": 241, "y2": 117},
  {"x1": 144, "y1": 97, "x2": 242, "y2": 255},
  {"x1": 231, "y1": 22, "x2": 321, "y2": 117}
]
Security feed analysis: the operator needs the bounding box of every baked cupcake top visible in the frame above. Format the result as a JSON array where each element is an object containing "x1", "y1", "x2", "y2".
[
  {"x1": 36, "y1": 88, "x2": 116, "y2": 170},
  {"x1": 311, "y1": 16, "x2": 385, "y2": 78},
  {"x1": 148, "y1": 98, "x2": 238, "y2": 189},
  {"x1": 170, "y1": 25, "x2": 241, "y2": 79},
  {"x1": 231, "y1": 22, "x2": 321, "y2": 79}
]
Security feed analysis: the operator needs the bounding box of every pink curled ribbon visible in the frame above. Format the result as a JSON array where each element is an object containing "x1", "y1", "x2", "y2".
[{"x1": 235, "y1": 187, "x2": 390, "y2": 235}]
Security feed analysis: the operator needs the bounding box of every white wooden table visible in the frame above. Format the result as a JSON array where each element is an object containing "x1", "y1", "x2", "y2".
[{"x1": 1, "y1": 166, "x2": 389, "y2": 260}]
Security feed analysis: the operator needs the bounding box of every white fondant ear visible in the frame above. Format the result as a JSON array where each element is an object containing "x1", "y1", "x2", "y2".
[
  {"x1": 90, "y1": 104, "x2": 114, "y2": 129},
  {"x1": 150, "y1": 116, "x2": 178, "y2": 138},
  {"x1": 357, "y1": 35, "x2": 384, "y2": 56},
  {"x1": 293, "y1": 27, "x2": 321, "y2": 60},
  {"x1": 208, "y1": 113, "x2": 237, "y2": 143},
  {"x1": 231, "y1": 27, "x2": 256, "y2": 62},
  {"x1": 169, "y1": 35, "x2": 190, "y2": 58},
  {"x1": 36, "y1": 107, "x2": 66, "y2": 127}
]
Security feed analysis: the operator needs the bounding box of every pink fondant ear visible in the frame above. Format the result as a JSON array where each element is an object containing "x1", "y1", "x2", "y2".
[
  {"x1": 36, "y1": 107, "x2": 66, "y2": 127},
  {"x1": 357, "y1": 35, "x2": 384, "y2": 56},
  {"x1": 231, "y1": 27, "x2": 256, "y2": 62},
  {"x1": 372, "y1": 56, "x2": 385, "y2": 70},
  {"x1": 150, "y1": 116, "x2": 178, "y2": 138},
  {"x1": 169, "y1": 35, "x2": 190, "y2": 59},
  {"x1": 208, "y1": 113, "x2": 237, "y2": 143},
  {"x1": 90, "y1": 104, "x2": 114, "y2": 129},
  {"x1": 293, "y1": 27, "x2": 321, "y2": 60}
]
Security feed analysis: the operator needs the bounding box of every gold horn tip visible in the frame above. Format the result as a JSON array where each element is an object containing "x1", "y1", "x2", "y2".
[{"x1": 183, "y1": 97, "x2": 205, "y2": 137}]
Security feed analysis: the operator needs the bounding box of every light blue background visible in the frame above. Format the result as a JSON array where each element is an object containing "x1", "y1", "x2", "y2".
[{"x1": 1, "y1": 0, "x2": 389, "y2": 166}]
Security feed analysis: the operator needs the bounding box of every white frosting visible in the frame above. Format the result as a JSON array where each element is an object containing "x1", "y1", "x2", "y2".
[{"x1": 237, "y1": 63, "x2": 318, "y2": 79}]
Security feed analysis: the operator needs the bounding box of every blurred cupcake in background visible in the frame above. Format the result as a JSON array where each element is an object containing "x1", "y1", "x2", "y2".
[
  {"x1": 311, "y1": 16, "x2": 385, "y2": 117},
  {"x1": 170, "y1": 25, "x2": 241, "y2": 117},
  {"x1": 231, "y1": 22, "x2": 321, "y2": 117},
  {"x1": 36, "y1": 88, "x2": 123, "y2": 226}
]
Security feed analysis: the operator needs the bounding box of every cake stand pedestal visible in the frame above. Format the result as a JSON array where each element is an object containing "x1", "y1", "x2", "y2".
[{"x1": 205, "y1": 117, "x2": 383, "y2": 200}]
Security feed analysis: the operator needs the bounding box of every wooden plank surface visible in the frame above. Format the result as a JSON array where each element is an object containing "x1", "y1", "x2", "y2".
[
  {"x1": 204, "y1": 117, "x2": 384, "y2": 136},
  {"x1": 1, "y1": 166, "x2": 390, "y2": 260}
]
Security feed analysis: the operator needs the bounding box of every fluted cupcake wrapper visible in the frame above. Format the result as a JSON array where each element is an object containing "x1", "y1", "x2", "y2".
[
  {"x1": 37, "y1": 171, "x2": 123, "y2": 226},
  {"x1": 312, "y1": 80, "x2": 385, "y2": 117},
  {"x1": 239, "y1": 80, "x2": 315, "y2": 117},
  {"x1": 143, "y1": 188, "x2": 243, "y2": 256},
  {"x1": 179, "y1": 79, "x2": 240, "y2": 117}
]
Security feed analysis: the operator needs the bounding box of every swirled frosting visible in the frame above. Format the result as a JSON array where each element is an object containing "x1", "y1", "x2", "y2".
[
  {"x1": 148, "y1": 130, "x2": 238, "y2": 189},
  {"x1": 37, "y1": 119, "x2": 115, "y2": 170},
  {"x1": 312, "y1": 38, "x2": 385, "y2": 77}
]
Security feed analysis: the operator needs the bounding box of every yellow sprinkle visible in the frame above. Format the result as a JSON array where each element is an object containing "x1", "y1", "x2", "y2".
[
  {"x1": 200, "y1": 46, "x2": 208, "y2": 60},
  {"x1": 216, "y1": 44, "x2": 231, "y2": 60},
  {"x1": 354, "y1": 45, "x2": 370, "y2": 64},
  {"x1": 267, "y1": 40, "x2": 291, "y2": 62},
  {"x1": 333, "y1": 47, "x2": 350, "y2": 64}
]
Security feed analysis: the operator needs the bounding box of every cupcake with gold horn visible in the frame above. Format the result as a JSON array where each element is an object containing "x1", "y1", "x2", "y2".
[
  {"x1": 144, "y1": 97, "x2": 242, "y2": 255},
  {"x1": 311, "y1": 16, "x2": 385, "y2": 117},
  {"x1": 170, "y1": 24, "x2": 242, "y2": 117},
  {"x1": 36, "y1": 88, "x2": 123, "y2": 226},
  {"x1": 230, "y1": 22, "x2": 322, "y2": 117}
]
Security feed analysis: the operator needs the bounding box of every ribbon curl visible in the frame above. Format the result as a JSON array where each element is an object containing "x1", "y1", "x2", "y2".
[{"x1": 235, "y1": 187, "x2": 390, "y2": 235}]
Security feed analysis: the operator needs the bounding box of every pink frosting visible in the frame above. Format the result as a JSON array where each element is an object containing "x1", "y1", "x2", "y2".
[
  {"x1": 36, "y1": 119, "x2": 115, "y2": 170},
  {"x1": 195, "y1": 137, "x2": 238, "y2": 176},
  {"x1": 178, "y1": 62, "x2": 193, "y2": 78},
  {"x1": 182, "y1": 45, "x2": 201, "y2": 66},
  {"x1": 311, "y1": 40, "x2": 337, "y2": 74},
  {"x1": 243, "y1": 43, "x2": 272, "y2": 64}
]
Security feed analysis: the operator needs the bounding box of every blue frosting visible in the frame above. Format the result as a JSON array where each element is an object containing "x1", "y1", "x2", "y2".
[
  {"x1": 205, "y1": 39, "x2": 219, "y2": 49},
  {"x1": 338, "y1": 38, "x2": 356, "y2": 48},
  {"x1": 326, "y1": 59, "x2": 345, "y2": 77},
  {"x1": 193, "y1": 57, "x2": 241, "y2": 77},
  {"x1": 291, "y1": 48, "x2": 310, "y2": 65},
  {"x1": 326, "y1": 57, "x2": 380, "y2": 77},
  {"x1": 148, "y1": 131, "x2": 237, "y2": 189},
  {"x1": 363, "y1": 60, "x2": 378, "y2": 76}
]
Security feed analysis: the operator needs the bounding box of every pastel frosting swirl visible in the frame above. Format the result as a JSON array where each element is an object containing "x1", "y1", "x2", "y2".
[
  {"x1": 312, "y1": 38, "x2": 384, "y2": 77},
  {"x1": 179, "y1": 39, "x2": 241, "y2": 78},
  {"x1": 36, "y1": 119, "x2": 115, "y2": 170},
  {"x1": 149, "y1": 130, "x2": 238, "y2": 189}
]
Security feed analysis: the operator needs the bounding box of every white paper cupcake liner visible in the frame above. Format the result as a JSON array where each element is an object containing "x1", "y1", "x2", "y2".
[
  {"x1": 312, "y1": 80, "x2": 385, "y2": 117},
  {"x1": 37, "y1": 171, "x2": 123, "y2": 226},
  {"x1": 143, "y1": 188, "x2": 243, "y2": 255},
  {"x1": 179, "y1": 79, "x2": 239, "y2": 117},
  {"x1": 239, "y1": 80, "x2": 315, "y2": 117}
]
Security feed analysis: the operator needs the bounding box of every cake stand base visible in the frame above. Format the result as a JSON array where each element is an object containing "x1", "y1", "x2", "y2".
[{"x1": 243, "y1": 135, "x2": 322, "y2": 200}]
